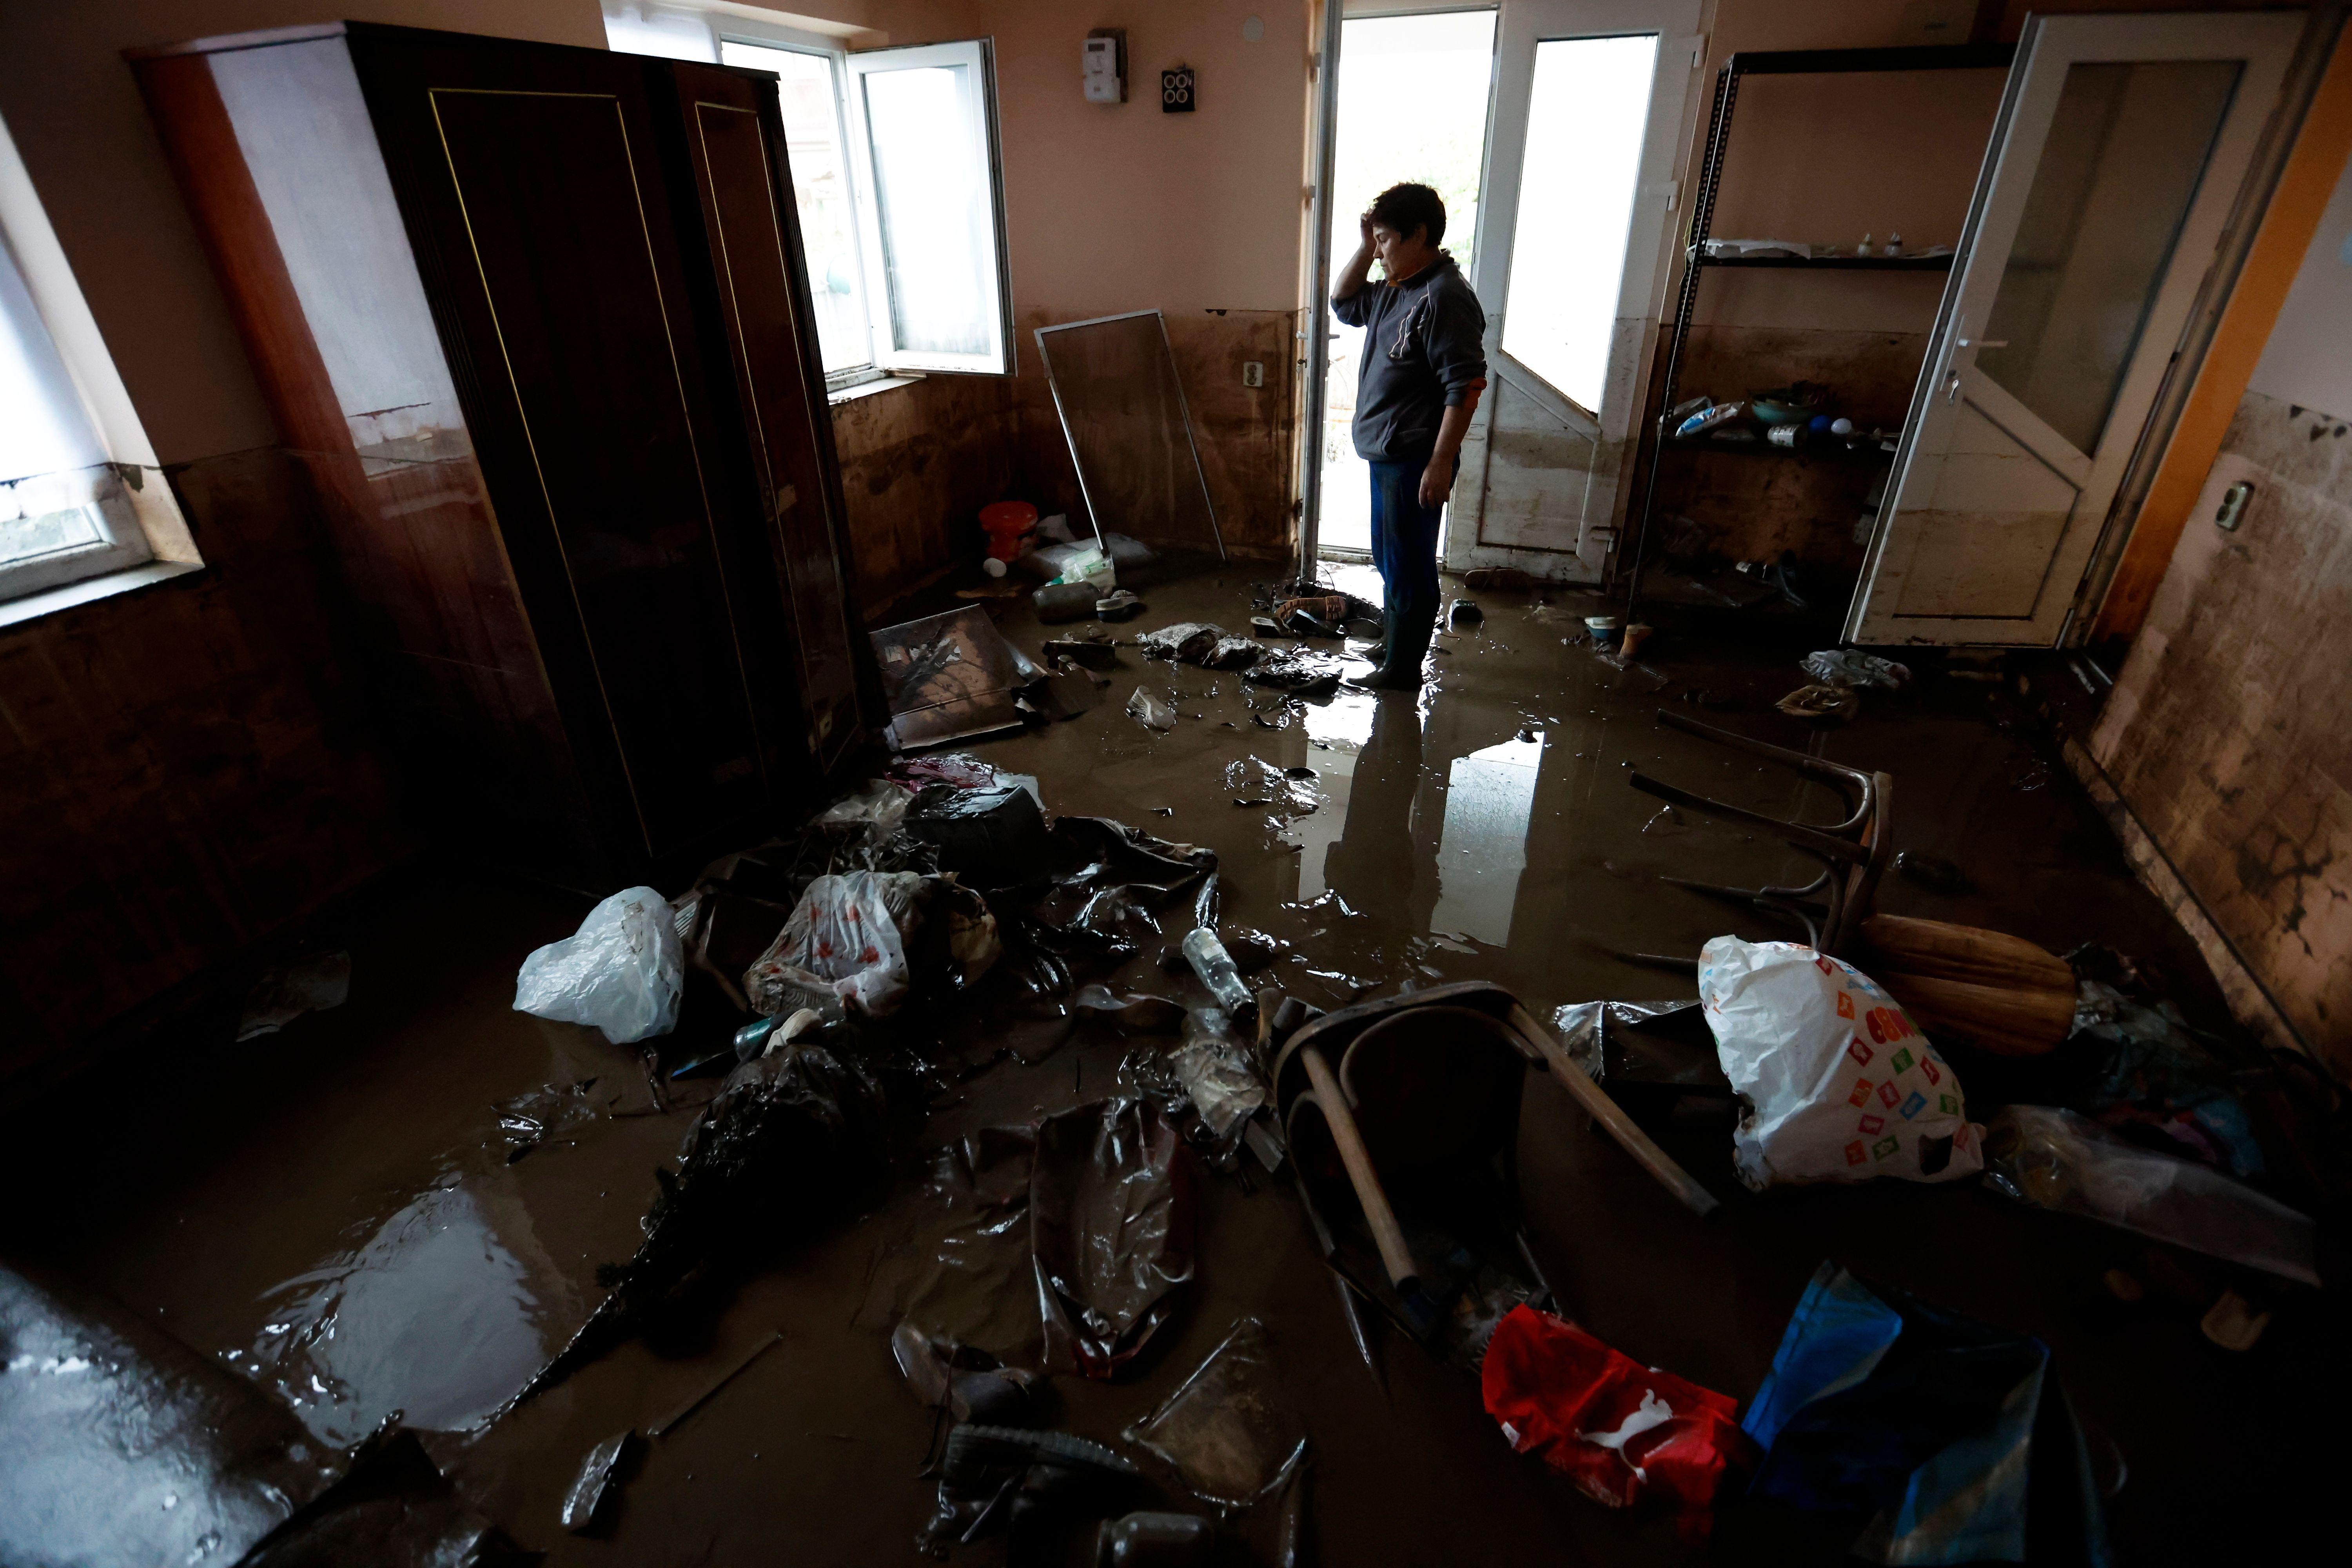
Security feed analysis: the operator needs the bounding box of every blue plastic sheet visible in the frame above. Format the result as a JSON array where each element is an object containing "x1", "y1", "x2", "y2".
[{"x1": 1737, "y1": 1263, "x2": 2110, "y2": 1566}]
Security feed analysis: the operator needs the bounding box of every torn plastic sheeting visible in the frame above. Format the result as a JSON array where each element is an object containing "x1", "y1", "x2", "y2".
[
  {"x1": 559, "y1": 1431, "x2": 638, "y2": 1534},
  {"x1": 1802, "y1": 649, "x2": 1911, "y2": 691},
  {"x1": 858, "y1": 1126, "x2": 1045, "y2": 1371},
  {"x1": 1123, "y1": 1317, "x2": 1305, "y2": 1510},
  {"x1": 1072, "y1": 985, "x2": 1187, "y2": 1034},
  {"x1": 1737, "y1": 1262, "x2": 2111, "y2": 1567},
  {"x1": 1031, "y1": 1098, "x2": 1197, "y2": 1379},
  {"x1": 1481, "y1": 1305, "x2": 1748, "y2": 1519},
  {"x1": 1127, "y1": 687, "x2": 1177, "y2": 731},
  {"x1": 889, "y1": 1321, "x2": 1034, "y2": 1425},
  {"x1": 1981, "y1": 1105, "x2": 2318, "y2": 1286},
  {"x1": 744, "y1": 870, "x2": 926, "y2": 1018},
  {"x1": 1171, "y1": 1008, "x2": 1266, "y2": 1139},
  {"x1": 1207, "y1": 636, "x2": 1265, "y2": 669},
  {"x1": 813, "y1": 779, "x2": 914, "y2": 842},
  {"x1": 1137, "y1": 622, "x2": 1226, "y2": 664},
  {"x1": 2070, "y1": 979, "x2": 2267, "y2": 1181},
  {"x1": 1242, "y1": 650, "x2": 1344, "y2": 693}
]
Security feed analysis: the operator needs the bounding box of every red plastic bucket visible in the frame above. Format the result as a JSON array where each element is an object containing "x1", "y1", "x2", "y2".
[{"x1": 979, "y1": 501, "x2": 1038, "y2": 561}]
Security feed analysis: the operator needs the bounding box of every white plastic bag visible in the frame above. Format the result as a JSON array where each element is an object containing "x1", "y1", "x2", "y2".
[
  {"x1": 743, "y1": 870, "x2": 925, "y2": 1018},
  {"x1": 513, "y1": 887, "x2": 682, "y2": 1044},
  {"x1": 1699, "y1": 936, "x2": 1983, "y2": 1190}
]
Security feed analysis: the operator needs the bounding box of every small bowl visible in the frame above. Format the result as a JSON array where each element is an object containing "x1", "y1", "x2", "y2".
[{"x1": 1751, "y1": 399, "x2": 1814, "y2": 426}]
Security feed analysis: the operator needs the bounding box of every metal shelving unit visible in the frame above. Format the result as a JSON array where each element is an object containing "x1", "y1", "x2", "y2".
[{"x1": 1621, "y1": 43, "x2": 2013, "y2": 614}]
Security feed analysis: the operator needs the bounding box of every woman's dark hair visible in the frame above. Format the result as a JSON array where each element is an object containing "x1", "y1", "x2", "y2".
[{"x1": 1369, "y1": 182, "x2": 1446, "y2": 246}]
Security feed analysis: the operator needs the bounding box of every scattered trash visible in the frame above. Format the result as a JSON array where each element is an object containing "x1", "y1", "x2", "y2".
[
  {"x1": 1699, "y1": 936, "x2": 1983, "y2": 1189},
  {"x1": 1171, "y1": 1008, "x2": 1268, "y2": 1139},
  {"x1": 921, "y1": 1423, "x2": 1140, "y2": 1554},
  {"x1": 1463, "y1": 566, "x2": 1537, "y2": 591},
  {"x1": 1123, "y1": 1318, "x2": 1307, "y2": 1509},
  {"x1": 742, "y1": 870, "x2": 927, "y2": 1018},
  {"x1": 1775, "y1": 682, "x2": 1859, "y2": 723},
  {"x1": 1071, "y1": 985, "x2": 1187, "y2": 1034},
  {"x1": 1241, "y1": 650, "x2": 1343, "y2": 694},
  {"x1": 514, "y1": 887, "x2": 682, "y2": 1045},
  {"x1": 1096, "y1": 1511, "x2": 1217, "y2": 1566},
  {"x1": 1097, "y1": 589, "x2": 1146, "y2": 622},
  {"x1": 559, "y1": 1431, "x2": 639, "y2": 1534},
  {"x1": 1036, "y1": 581, "x2": 1102, "y2": 623},
  {"x1": 1893, "y1": 850, "x2": 1973, "y2": 896},
  {"x1": 1800, "y1": 649, "x2": 1910, "y2": 691},
  {"x1": 236, "y1": 951, "x2": 353, "y2": 1040},
  {"x1": 1044, "y1": 637, "x2": 1122, "y2": 670},
  {"x1": 2070, "y1": 973, "x2": 2266, "y2": 1180},
  {"x1": 1735, "y1": 1263, "x2": 2110, "y2": 1564},
  {"x1": 1181, "y1": 928, "x2": 1254, "y2": 1014},
  {"x1": 1446, "y1": 599, "x2": 1483, "y2": 629},
  {"x1": 907, "y1": 782, "x2": 1053, "y2": 889},
  {"x1": 1031, "y1": 1099, "x2": 1196, "y2": 1378},
  {"x1": 1206, "y1": 635, "x2": 1265, "y2": 669},
  {"x1": 1127, "y1": 689, "x2": 1177, "y2": 732},
  {"x1": 1619, "y1": 623, "x2": 1653, "y2": 661},
  {"x1": 1480, "y1": 1305, "x2": 1747, "y2": 1520},
  {"x1": 1981, "y1": 1105, "x2": 2318, "y2": 1285},
  {"x1": 1138, "y1": 622, "x2": 1227, "y2": 663},
  {"x1": 890, "y1": 1321, "x2": 1034, "y2": 1425},
  {"x1": 517, "y1": 1042, "x2": 889, "y2": 1404}
]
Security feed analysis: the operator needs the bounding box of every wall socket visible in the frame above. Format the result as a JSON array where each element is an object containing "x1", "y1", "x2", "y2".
[{"x1": 1242, "y1": 361, "x2": 1264, "y2": 388}]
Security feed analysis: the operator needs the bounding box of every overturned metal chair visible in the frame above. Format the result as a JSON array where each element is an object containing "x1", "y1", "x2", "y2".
[{"x1": 1627, "y1": 710, "x2": 1893, "y2": 958}]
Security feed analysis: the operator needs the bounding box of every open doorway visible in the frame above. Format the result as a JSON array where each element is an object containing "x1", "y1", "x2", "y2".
[{"x1": 1316, "y1": 8, "x2": 1498, "y2": 558}]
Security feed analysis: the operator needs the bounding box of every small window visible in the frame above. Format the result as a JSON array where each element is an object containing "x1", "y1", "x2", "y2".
[
  {"x1": 717, "y1": 40, "x2": 872, "y2": 379},
  {"x1": 708, "y1": 34, "x2": 1013, "y2": 379},
  {"x1": 2, "y1": 117, "x2": 177, "y2": 609},
  {"x1": 843, "y1": 40, "x2": 1013, "y2": 375}
]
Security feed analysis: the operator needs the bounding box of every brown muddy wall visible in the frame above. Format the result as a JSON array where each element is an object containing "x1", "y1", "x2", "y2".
[
  {"x1": 0, "y1": 2, "x2": 608, "y2": 1056},
  {"x1": 830, "y1": 375, "x2": 1020, "y2": 617},
  {"x1": 2091, "y1": 140, "x2": 2352, "y2": 1078},
  {"x1": 0, "y1": 450, "x2": 405, "y2": 1064}
]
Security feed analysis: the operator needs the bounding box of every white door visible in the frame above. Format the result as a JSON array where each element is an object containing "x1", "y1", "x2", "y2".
[
  {"x1": 1846, "y1": 11, "x2": 2299, "y2": 646},
  {"x1": 1447, "y1": 0, "x2": 1704, "y2": 580}
]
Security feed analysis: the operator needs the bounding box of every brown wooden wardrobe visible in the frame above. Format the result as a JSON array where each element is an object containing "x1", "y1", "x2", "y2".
[{"x1": 131, "y1": 22, "x2": 870, "y2": 890}]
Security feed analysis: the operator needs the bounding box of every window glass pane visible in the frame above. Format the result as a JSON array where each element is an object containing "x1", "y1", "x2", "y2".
[
  {"x1": 2, "y1": 233, "x2": 111, "y2": 568},
  {"x1": 719, "y1": 42, "x2": 869, "y2": 375},
  {"x1": 1320, "y1": 8, "x2": 1497, "y2": 554},
  {"x1": 1975, "y1": 60, "x2": 2239, "y2": 454},
  {"x1": 860, "y1": 63, "x2": 994, "y2": 359},
  {"x1": 1498, "y1": 34, "x2": 1658, "y2": 413}
]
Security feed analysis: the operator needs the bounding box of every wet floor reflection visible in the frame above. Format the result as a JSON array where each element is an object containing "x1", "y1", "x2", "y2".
[
  {"x1": 236, "y1": 1171, "x2": 572, "y2": 1446},
  {"x1": 1430, "y1": 730, "x2": 1545, "y2": 947}
]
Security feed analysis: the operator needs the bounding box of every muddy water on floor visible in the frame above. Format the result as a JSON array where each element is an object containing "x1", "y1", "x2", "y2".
[{"x1": 9, "y1": 568, "x2": 2287, "y2": 1564}]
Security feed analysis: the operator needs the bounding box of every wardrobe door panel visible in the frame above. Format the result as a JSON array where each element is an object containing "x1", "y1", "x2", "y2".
[
  {"x1": 668, "y1": 62, "x2": 864, "y2": 769},
  {"x1": 354, "y1": 33, "x2": 779, "y2": 864}
]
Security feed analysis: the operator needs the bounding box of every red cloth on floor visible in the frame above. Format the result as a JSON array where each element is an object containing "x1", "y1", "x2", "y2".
[{"x1": 1480, "y1": 1305, "x2": 1749, "y2": 1515}]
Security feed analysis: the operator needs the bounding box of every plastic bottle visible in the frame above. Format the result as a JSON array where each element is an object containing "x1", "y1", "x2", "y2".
[{"x1": 1182, "y1": 927, "x2": 1254, "y2": 1014}]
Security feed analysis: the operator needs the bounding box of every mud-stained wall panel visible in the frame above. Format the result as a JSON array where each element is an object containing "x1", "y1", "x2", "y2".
[
  {"x1": 0, "y1": 447, "x2": 408, "y2": 1064},
  {"x1": 2093, "y1": 389, "x2": 2352, "y2": 1074},
  {"x1": 829, "y1": 374, "x2": 1019, "y2": 618},
  {"x1": 1016, "y1": 309, "x2": 1297, "y2": 563}
]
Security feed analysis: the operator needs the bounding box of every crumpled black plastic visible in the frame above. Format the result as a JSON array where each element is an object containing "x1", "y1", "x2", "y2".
[{"x1": 514, "y1": 1042, "x2": 890, "y2": 1404}]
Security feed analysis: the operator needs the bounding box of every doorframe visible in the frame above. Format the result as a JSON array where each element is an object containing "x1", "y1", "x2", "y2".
[
  {"x1": 1845, "y1": 9, "x2": 2303, "y2": 647},
  {"x1": 1294, "y1": 0, "x2": 1705, "y2": 576}
]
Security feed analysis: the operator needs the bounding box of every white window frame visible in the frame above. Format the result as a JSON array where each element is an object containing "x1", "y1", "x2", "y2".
[
  {"x1": 0, "y1": 113, "x2": 196, "y2": 618},
  {"x1": 606, "y1": 5, "x2": 1014, "y2": 385},
  {"x1": 714, "y1": 32, "x2": 890, "y2": 391},
  {"x1": 839, "y1": 38, "x2": 1014, "y2": 376}
]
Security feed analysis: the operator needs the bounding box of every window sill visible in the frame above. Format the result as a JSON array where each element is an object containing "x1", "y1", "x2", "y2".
[
  {"x1": 827, "y1": 372, "x2": 926, "y2": 407},
  {"x1": 0, "y1": 559, "x2": 204, "y2": 632}
]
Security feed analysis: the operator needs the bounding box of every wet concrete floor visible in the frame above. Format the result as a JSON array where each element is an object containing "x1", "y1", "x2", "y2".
[{"x1": 2, "y1": 566, "x2": 2326, "y2": 1563}]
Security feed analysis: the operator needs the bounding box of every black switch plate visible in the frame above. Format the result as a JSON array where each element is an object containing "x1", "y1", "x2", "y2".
[{"x1": 1162, "y1": 66, "x2": 1195, "y2": 112}]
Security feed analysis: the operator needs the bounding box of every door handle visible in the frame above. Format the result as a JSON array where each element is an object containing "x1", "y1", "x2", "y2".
[{"x1": 1945, "y1": 370, "x2": 1962, "y2": 405}]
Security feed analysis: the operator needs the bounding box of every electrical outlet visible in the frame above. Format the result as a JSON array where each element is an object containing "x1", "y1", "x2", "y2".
[
  {"x1": 1162, "y1": 66, "x2": 1195, "y2": 112},
  {"x1": 1242, "y1": 361, "x2": 1264, "y2": 388}
]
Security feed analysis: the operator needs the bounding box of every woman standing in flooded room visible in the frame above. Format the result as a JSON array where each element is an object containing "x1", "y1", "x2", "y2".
[{"x1": 1331, "y1": 181, "x2": 1487, "y2": 692}]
